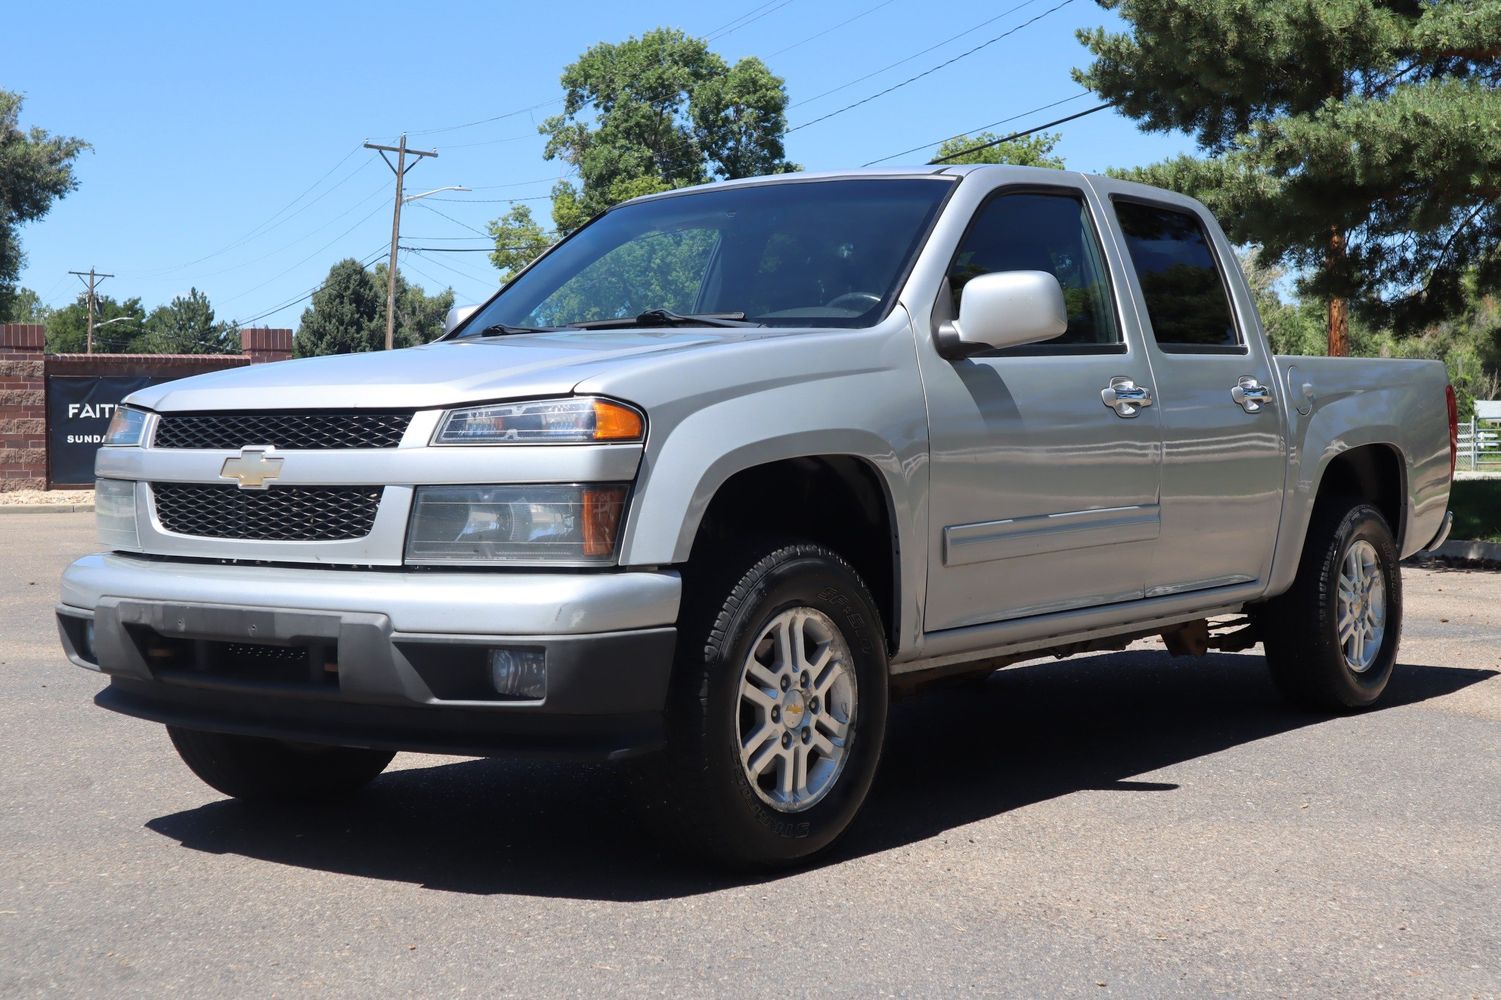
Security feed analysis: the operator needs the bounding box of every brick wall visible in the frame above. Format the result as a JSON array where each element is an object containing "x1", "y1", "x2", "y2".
[
  {"x1": 0, "y1": 325, "x2": 293, "y2": 491},
  {"x1": 0, "y1": 325, "x2": 46, "y2": 491},
  {"x1": 241, "y1": 327, "x2": 294, "y2": 366}
]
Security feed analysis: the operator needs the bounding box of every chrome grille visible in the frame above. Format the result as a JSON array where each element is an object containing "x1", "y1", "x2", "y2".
[
  {"x1": 153, "y1": 411, "x2": 412, "y2": 450},
  {"x1": 151, "y1": 483, "x2": 383, "y2": 541}
]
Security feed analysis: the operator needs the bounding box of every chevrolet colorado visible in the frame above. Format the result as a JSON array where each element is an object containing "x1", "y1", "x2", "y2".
[{"x1": 57, "y1": 166, "x2": 1457, "y2": 865}]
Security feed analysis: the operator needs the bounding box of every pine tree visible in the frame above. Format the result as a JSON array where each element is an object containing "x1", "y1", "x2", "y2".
[
  {"x1": 1076, "y1": 0, "x2": 1501, "y2": 355},
  {"x1": 294, "y1": 260, "x2": 453, "y2": 357}
]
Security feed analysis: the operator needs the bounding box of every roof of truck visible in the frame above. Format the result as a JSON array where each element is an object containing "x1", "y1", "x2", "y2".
[{"x1": 619, "y1": 164, "x2": 1100, "y2": 207}]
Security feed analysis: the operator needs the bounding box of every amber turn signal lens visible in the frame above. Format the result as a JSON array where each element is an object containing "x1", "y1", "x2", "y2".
[
  {"x1": 592, "y1": 400, "x2": 645, "y2": 442},
  {"x1": 581, "y1": 485, "x2": 628, "y2": 557}
]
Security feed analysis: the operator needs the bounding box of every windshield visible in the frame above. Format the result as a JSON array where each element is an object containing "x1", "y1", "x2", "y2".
[{"x1": 456, "y1": 177, "x2": 955, "y2": 333}]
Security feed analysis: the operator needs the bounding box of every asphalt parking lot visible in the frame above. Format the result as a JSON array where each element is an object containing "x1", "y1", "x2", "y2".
[{"x1": 2, "y1": 511, "x2": 1498, "y2": 999}]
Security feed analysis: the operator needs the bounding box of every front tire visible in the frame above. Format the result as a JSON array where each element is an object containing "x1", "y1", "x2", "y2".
[
  {"x1": 663, "y1": 541, "x2": 889, "y2": 867},
  {"x1": 167, "y1": 726, "x2": 395, "y2": 801},
  {"x1": 1254, "y1": 502, "x2": 1402, "y2": 711}
]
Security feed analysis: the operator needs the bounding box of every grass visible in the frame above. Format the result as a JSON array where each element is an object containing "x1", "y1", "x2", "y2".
[{"x1": 1449, "y1": 479, "x2": 1501, "y2": 542}]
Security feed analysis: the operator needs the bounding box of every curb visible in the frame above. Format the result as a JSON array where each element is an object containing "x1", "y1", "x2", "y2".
[
  {"x1": 0, "y1": 503, "x2": 95, "y2": 515},
  {"x1": 1428, "y1": 538, "x2": 1501, "y2": 563}
]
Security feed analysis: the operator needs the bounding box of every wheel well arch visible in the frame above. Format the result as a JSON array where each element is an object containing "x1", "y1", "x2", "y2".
[
  {"x1": 1312, "y1": 444, "x2": 1406, "y2": 546},
  {"x1": 686, "y1": 455, "x2": 900, "y2": 652}
]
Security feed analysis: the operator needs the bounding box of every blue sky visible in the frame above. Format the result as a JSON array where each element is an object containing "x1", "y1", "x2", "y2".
[{"x1": 9, "y1": 0, "x2": 1196, "y2": 330}]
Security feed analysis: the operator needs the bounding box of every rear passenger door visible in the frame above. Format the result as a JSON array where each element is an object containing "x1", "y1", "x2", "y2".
[{"x1": 1101, "y1": 192, "x2": 1286, "y2": 598}]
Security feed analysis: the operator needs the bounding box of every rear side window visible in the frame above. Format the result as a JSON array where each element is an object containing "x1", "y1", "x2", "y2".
[{"x1": 1113, "y1": 201, "x2": 1239, "y2": 351}]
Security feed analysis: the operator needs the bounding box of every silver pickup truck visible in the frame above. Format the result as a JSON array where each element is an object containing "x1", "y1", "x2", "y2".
[{"x1": 57, "y1": 166, "x2": 1457, "y2": 866}]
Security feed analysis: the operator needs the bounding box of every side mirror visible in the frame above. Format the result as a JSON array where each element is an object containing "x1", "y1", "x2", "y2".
[
  {"x1": 937, "y1": 270, "x2": 1068, "y2": 358},
  {"x1": 443, "y1": 304, "x2": 480, "y2": 336}
]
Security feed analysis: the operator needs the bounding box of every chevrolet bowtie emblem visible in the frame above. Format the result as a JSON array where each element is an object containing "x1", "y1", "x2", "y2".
[{"x1": 219, "y1": 446, "x2": 284, "y2": 490}]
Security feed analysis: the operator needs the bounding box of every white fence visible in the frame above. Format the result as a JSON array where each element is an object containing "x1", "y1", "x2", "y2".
[{"x1": 1459, "y1": 414, "x2": 1501, "y2": 470}]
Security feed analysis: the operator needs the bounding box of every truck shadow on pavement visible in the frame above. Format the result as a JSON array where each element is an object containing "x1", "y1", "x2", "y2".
[{"x1": 145, "y1": 651, "x2": 1494, "y2": 901}]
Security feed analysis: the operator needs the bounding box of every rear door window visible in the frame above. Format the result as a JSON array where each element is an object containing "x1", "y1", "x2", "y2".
[{"x1": 1113, "y1": 201, "x2": 1240, "y2": 352}]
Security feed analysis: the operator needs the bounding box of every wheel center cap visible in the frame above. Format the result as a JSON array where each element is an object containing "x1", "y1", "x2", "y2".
[{"x1": 782, "y1": 691, "x2": 807, "y2": 728}]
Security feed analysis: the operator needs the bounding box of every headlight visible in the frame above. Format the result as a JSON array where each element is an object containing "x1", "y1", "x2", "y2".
[
  {"x1": 434, "y1": 397, "x2": 644, "y2": 445},
  {"x1": 102, "y1": 406, "x2": 148, "y2": 447},
  {"x1": 405, "y1": 484, "x2": 629, "y2": 565}
]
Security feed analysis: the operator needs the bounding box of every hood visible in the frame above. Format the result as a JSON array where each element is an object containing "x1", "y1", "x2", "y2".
[{"x1": 126, "y1": 328, "x2": 780, "y2": 412}]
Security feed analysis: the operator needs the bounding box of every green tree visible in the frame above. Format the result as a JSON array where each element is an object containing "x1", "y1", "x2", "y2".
[
  {"x1": 0, "y1": 91, "x2": 89, "y2": 320},
  {"x1": 1237, "y1": 248, "x2": 1324, "y2": 356},
  {"x1": 1349, "y1": 276, "x2": 1501, "y2": 418},
  {"x1": 133, "y1": 287, "x2": 238, "y2": 354},
  {"x1": 389, "y1": 263, "x2": 455, "y2": 347},
  {"x1": 490, "y1": 27, "x2": 797, "y2": 269},
  {"x1": 295, "y1": 259, "x2": 453, "y2": 357},
  {"x1": 44, "y1": 293, "x2": 147, "y2": 353},
  {"x1": 2, "y1": 285, "x2": 51, "y2": 324},
  {"x1": 487, "y1": 204, "x2": 554, "y2": 282},
  {"x1": 1077, "y1": 0, "x2": 1501, "y2": 355},
  {"x1": 1242, "y1": 246, "x2": 1500, "y2": 416},
  {"x1": 933, "y1": 131, "x2": 1065, "y2": 167}
]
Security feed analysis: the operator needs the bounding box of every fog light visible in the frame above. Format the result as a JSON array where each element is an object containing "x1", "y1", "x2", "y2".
[
  {"x1": 489, "y1": 648, "x2": 546, "y2": 700},
  {"x1": 83, "y1": 620, "x2": 96, "y2": 662}
]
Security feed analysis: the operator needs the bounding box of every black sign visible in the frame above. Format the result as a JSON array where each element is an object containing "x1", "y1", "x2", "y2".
[{"x1": 46, "y1": 376, "x2": 173, "y2": 487}]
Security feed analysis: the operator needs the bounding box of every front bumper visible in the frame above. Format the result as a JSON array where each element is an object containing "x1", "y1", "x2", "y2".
[{"x1": 57, "y1": 553, "x2": 681, "y2": 760}]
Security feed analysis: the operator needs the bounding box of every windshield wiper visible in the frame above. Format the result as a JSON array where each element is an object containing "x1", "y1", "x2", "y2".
[
  {"x1": 569, "y1": 309, "x2": 762, "y2": 330},
  {"x1": 470, "y1": 322, "x2": 559, "y2": 337}
]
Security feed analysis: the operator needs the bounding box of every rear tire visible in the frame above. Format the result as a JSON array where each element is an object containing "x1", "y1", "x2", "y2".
[
  {"x1": 659, "y1": 541, "x2": 889, "y2": 867},
  {"x1": 167, "y1": 726, "x2": 395, "y2": 801},
  {"x1": 1253, "y1": 502, "x2": 1402, "y2": 711}
]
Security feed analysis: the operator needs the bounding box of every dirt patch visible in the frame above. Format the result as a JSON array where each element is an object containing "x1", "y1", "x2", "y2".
[{"x1": 0, "y1": 489, "x2": 94, "y2": 506}]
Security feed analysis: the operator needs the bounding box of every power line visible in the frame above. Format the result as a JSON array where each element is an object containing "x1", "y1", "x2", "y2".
[
  {"x1": 129, "y1": 147, "x2": 371, "y2": 278},
  {"x1": 790, "y1": 0, "x2": 1047, "y2": 109},
  {"x1": 862, "y1": 91, "x2": 1093, "y2": 165},
  {"x1": 405, "y1": 98, "x2": 563, "y2": 138},
  {"x1": 94, "y1": 325, "x2": 243, "y2": 356},
  {"x1": 396, "y1": 255, "x2": 461, "y2": 295},
  {"x1": 233, "y1": 246, "x2": 390, "y2": 328},
  {"x1": 704, "y1": 0, "x2": 789, "y2": 39},
  {"x1": 404, "y1": 248, "x2": 496, "y2": 286},
  {"x1": 788, "y1": 0, "x2": 1076, "y2": 133},
  {"x1": 39, "y1": 273, "x2": 73, "y2": 307},
  {"x1": 768, "y1": 0, "x2": 900, "y2": 57},
  {"x1": 424, "y1": 195, "x2": 553, "y2": 204},
  {"x1": 188, "y1": 179, "x2": 391, "y2": 280},
  {"x1": 469, "y1": 176, "x2": 568, "y2": 190},
  {"x1": 927, "y1": 103, "x2": 1114, "y2": 164},
  {"x1": 438, "y1": 133, "x2": 534, "y2": 150},
  {"x1": 392, "y1": 0, "x2": 779, "y2": 143},
  {"x1": 707, "y1": 0, "x2": 797, "y2": 40},
  {"x1": 411, "y1": 201, "x2": 492, "y2": 237},
  {"x1": 218, "y1": 201, "x2": 391, "y2": 306}
]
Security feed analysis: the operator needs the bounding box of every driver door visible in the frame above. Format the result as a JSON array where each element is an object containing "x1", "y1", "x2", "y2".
[{"x1": 918, "y1": 185, "x2": 1164, "y2": 631}]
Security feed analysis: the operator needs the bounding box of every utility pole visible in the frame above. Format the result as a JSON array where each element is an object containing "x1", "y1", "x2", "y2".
[
  {"x1": 365, "y1": 134, "x2": 437, "y2": 350},
  {"x1": 68, "y1": 267, "x2": 113, "y2": 354}
]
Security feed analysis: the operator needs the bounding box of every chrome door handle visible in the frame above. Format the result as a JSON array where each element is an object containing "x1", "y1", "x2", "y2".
[
  {"x1": 1231, "y1": 376, "x2": 1273, "y2": 414},
  {"x1": 1101, "y1": 377, "x2": 1153, "y2": 418}
]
